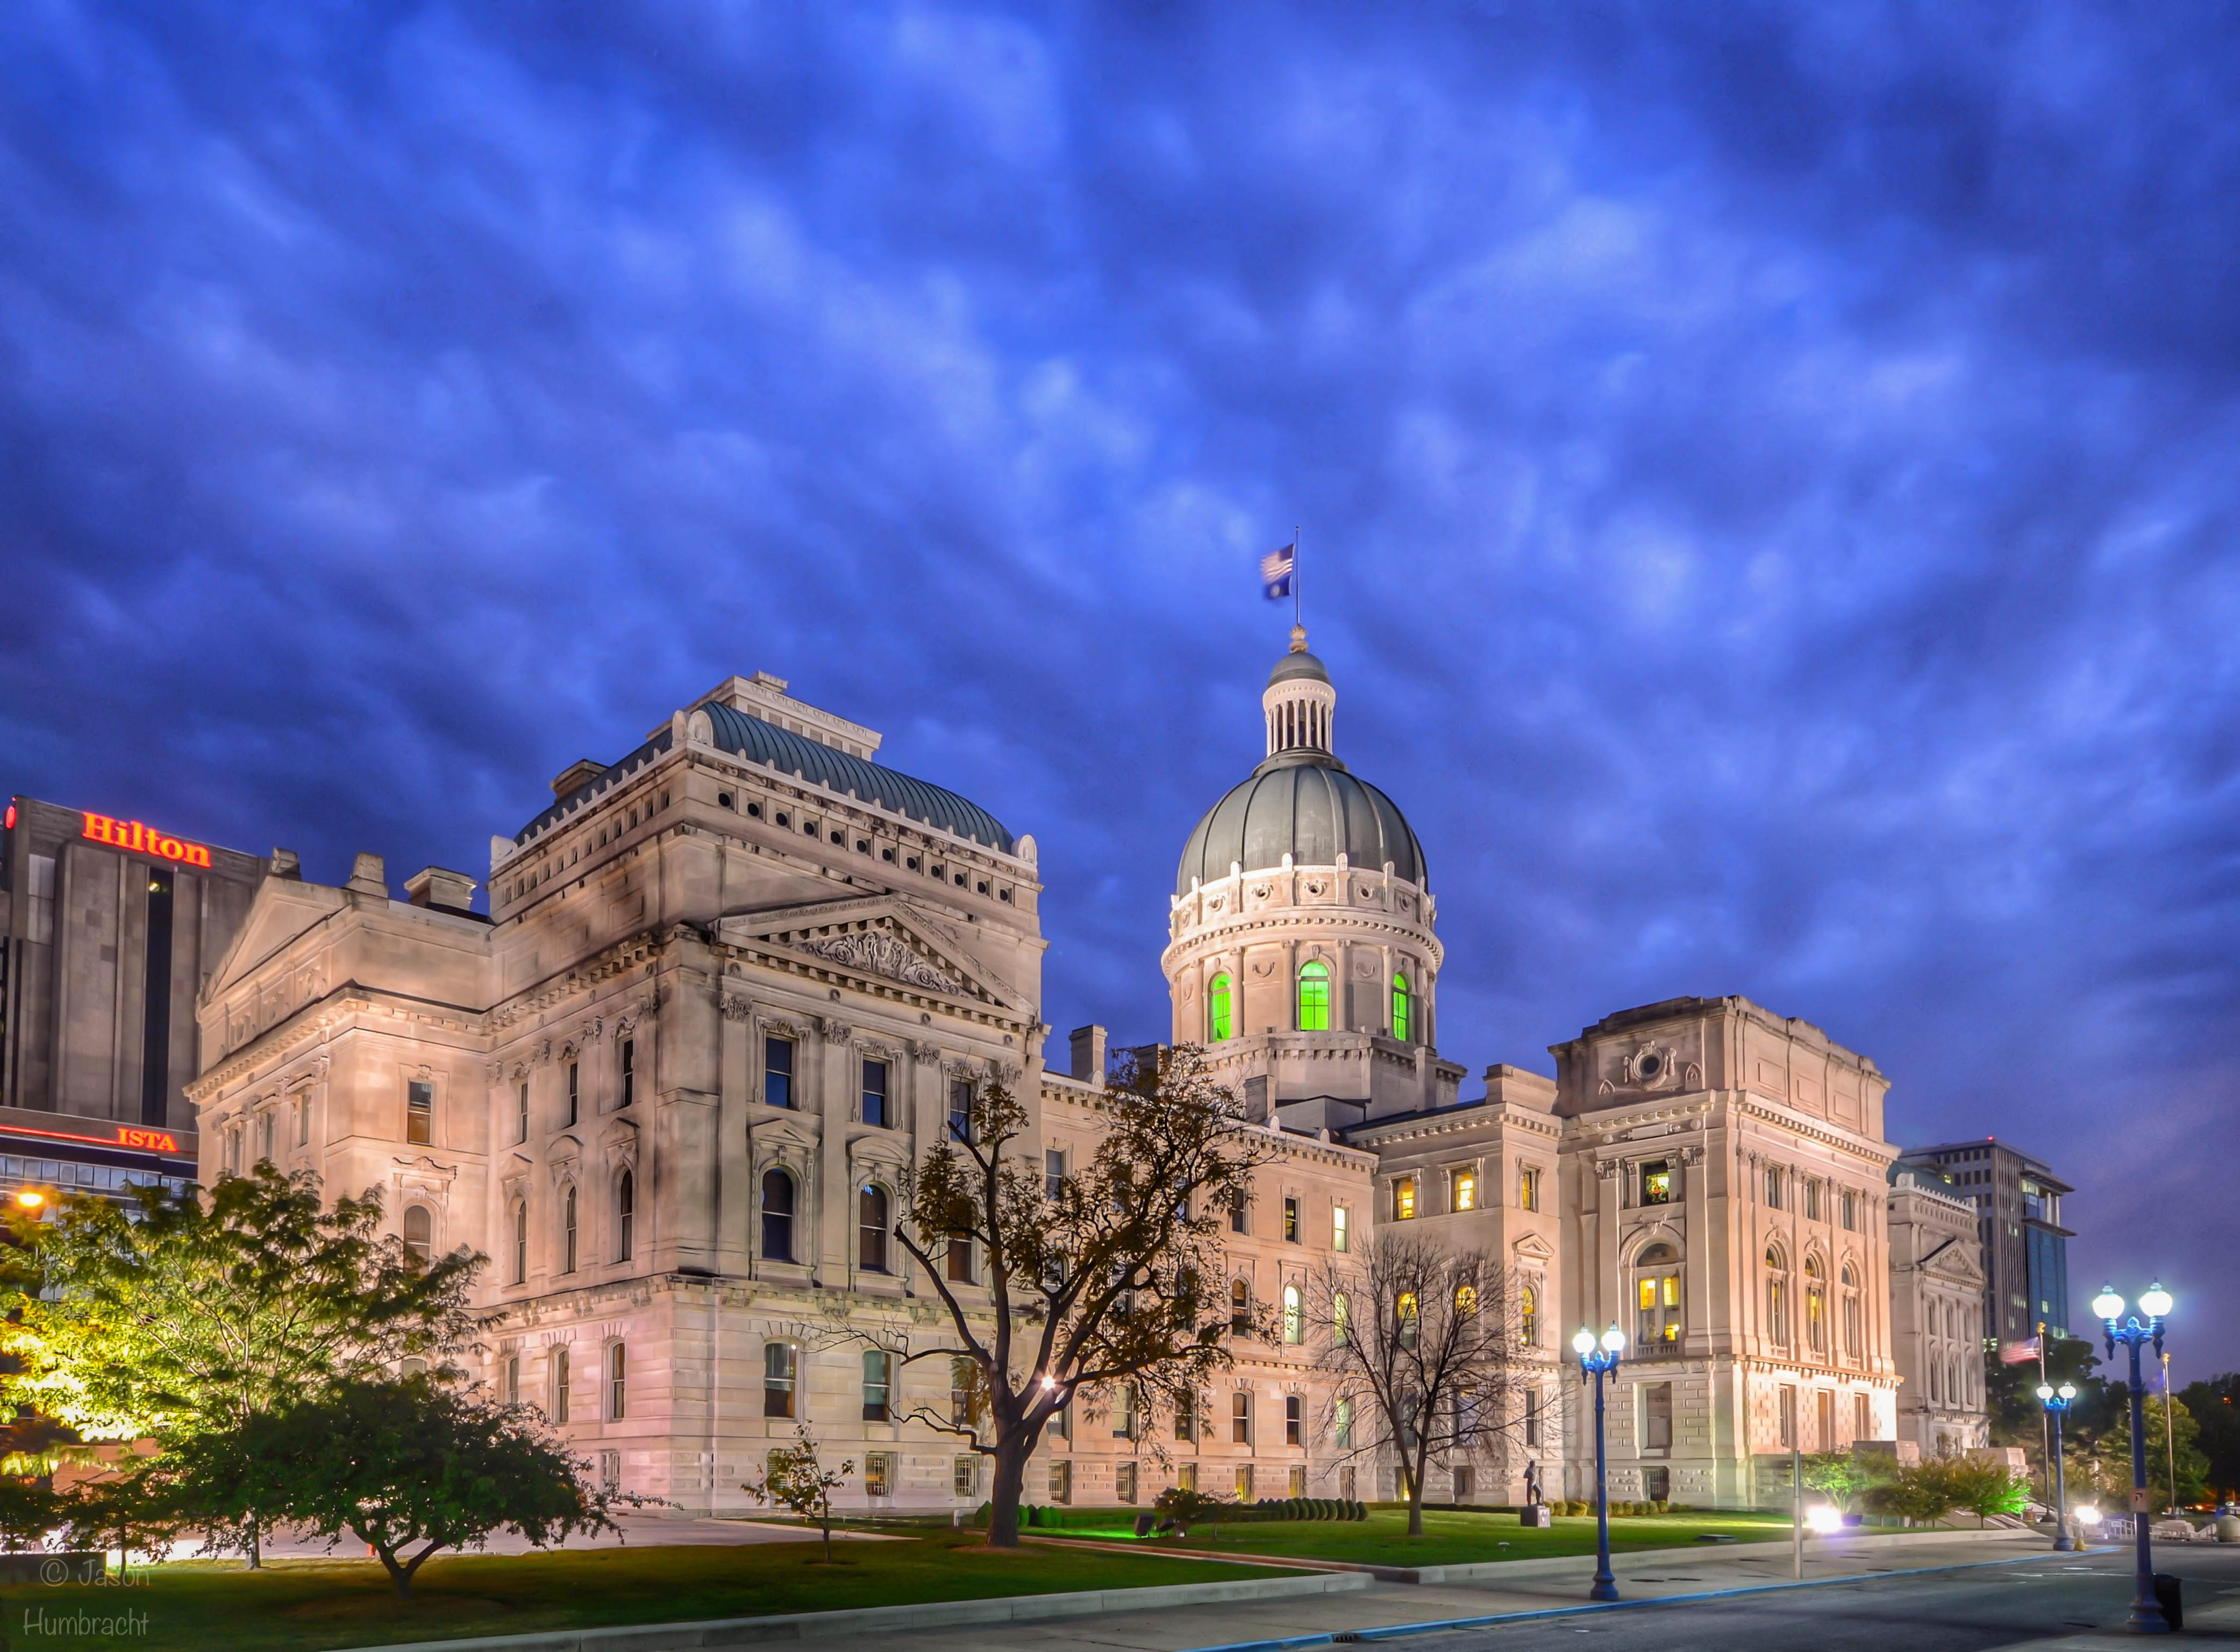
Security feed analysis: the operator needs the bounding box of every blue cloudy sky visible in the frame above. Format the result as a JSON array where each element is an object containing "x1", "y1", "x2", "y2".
[{"x1": 4, "y1": 4, "x2": 2236, "y2": 1364}]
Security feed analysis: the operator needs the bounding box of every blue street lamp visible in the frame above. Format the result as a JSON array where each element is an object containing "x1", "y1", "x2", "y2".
[
  {"x1": 1573, "y1": 1322, "x2": 1627, "y2": 1603},
  {"x1": 2036, "y1": 1380, "x2": 2078, "y2": 1553},
  {"x1": 2094, "y1": 1281, "x2": 2175, "y2": 1634}
]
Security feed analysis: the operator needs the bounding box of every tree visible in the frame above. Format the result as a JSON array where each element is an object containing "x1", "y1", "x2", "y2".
[
  {"x1": 744, "y1": 1426, "x2": 854, "y2": 1562},
  {"x1": 1152, "y1": 1484, "x2": 1228, "y2": 1541},
  {"x1": 1303, "y1": 1230, "x2": 1529, "y2": 1537},
  {"x1": 1985, "y1": 1338, "x2": 2110, "y2": 1451},
  {"x1": 0, "y1": 1475, "x2": 63, "y2": 1553},
  {"x1": 1863, "y1": 1459, "x2": 1965, "y2": 1526},
  {"x1": 2098, "y1": 1392, "x2": 2210, "y2": 1511},
  {"x1": 0, "y1": 1166, "x2": 487, "y2": 1565},
  {"x1": 879, "y1": 1045, "x2": 1277, "y2": 1548},
  {"x1": 1945, "y1": 1458, "x2": 2030, "y2": 1527},
  {"x1": 1800, "y1": 1451, "x2": 1877, "y2": 1512},
  {"x1": 158, "y1": 1376, "x2": 614, "y2": 1598},
  {"x1": 56, "y1": 1471, "x2": 181, "y2": 1577},
  {"x1": 2178, "y1": 1374, "x2": 2240, "y2": 1503}
]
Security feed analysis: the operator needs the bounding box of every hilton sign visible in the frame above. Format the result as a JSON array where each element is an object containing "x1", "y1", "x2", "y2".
[{"x1": 81, "y1": 813, "x2": 214, "y2": 869}]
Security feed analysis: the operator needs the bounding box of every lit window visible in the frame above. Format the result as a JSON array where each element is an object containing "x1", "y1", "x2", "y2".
[
  {"x1": 1231, "y1": 1278, "x2": 1252, "y2": 1335},
  {"x1": 1635, "y1": 1242, "x2": 1681, "y2": 1345},
  {"x1": 1394, "y1": 1177, "x2": 1417, "y2": 1220},
  {"x1": 1455, "y1": 1284, "x2": 1478, "y2": 1316},
  {"x1": 1333, "y1": 1292, "x2": 1350, "y2": 1346},
  {"x1": 1391, "y1": 972, "x2": 1411, "y2": 1042},
  {"x1": 1208, "y1": 972, "x2": 1234, "y2": 1041},
  {"x1": 1640, "y1": 1160, "x2": 1672, "y2": 1206},
  {"x1": 1332, "y1": 1206, "x2": 1349, "y2": 1251},
  {"x1": 1453, "y1": 1171, "x2": 1476, "y2": 1212},
  {"x1": 1283, "y1": 1196, "x2": 1300, "y2": 1241},
  {"x1": 1297, "y1": 962, "x2": 1331, "y2": 1031},
  {"x1": 764, "y1": 1341, "x2": 796, "y2": 1418},
  {"x1": 866, "y1": 1452, "x2": 894, "y2": 1498},
  {"x1": 405, "y1": 1080, "x2": 433, "y2": 1145},
  {"x1": 1519, "y1": 1166, "x2": 1541, "y2": 1212},
  {"x1": 1520, "y1": 1284, "x2": 1537, "y2": 1346},
  {"x1": 1282, "y1": 1285, "x2": 1303, "y2": 1343},
  {"x1": 1117, "y1": 1461, "x2": 1138, "y2": 1503}
]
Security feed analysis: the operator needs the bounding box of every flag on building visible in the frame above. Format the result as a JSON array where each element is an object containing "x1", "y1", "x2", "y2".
[
  {"x1": 1260, "y1": 542, "x2": 1295, "y2": 601},
  {"x1": 1999, "y1": 1336, "x2": 2042, "y2": 1365}
]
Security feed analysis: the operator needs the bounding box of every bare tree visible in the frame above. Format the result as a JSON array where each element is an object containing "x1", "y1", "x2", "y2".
[
  {"x1": 1304, "y1": 1230, "x2": 1531, "y2": 1536},
  {"x1": 873, "y1": 1045, "x2": 1279, "y2": 1547}
]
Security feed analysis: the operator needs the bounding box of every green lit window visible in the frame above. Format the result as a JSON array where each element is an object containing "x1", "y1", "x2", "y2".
[
  {"x1": 1296, "y1": 960, "x2": 1330, "y2": 1031},
  {"x1": 1208, "y1": 972, "x2": 1234, "y2": 1042},
  {"x1": 1391, "y1": 973, "x2": 1411, "y2": 1042}
]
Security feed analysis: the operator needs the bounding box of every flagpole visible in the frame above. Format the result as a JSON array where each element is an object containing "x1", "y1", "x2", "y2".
[{"x1": 1294, "y1": 525, "x2": 1302, "y2": 630}]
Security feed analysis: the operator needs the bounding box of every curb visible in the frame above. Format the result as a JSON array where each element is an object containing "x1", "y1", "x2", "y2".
[
  {"x1": 1180, "y1": 1547, "x2": 2072, "y2": 1652},
  {"x1": 345, "y1": 1568, "x2": 1373, "y2": 1651}
]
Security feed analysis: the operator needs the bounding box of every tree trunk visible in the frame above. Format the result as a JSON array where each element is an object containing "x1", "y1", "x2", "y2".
[
  {"x1": 1404, "y1": 1461, "x2": 1424, "y2": 1537},
  {"x1": 245, "y1": 1514, "x2": 262, "y2": 1570},
  {"x1": 985, "y1": 1443, "x2": 1029, "y2": 1548}
]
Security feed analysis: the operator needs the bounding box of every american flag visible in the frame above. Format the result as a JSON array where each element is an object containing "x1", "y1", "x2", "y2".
[{"x1": 1260, "y1": 542, "x2": 1296, "y2": 601}]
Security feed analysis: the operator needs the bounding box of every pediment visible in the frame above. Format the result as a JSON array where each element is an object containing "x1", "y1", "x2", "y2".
[
  {"x1": 1512, "y1": 1234, "x2": 1555, "y2": 1263},
  {"x1": 716, "y1": 895, "x2": 1026, "y2": 1016},
  {"x1": 202, "y1": 879, "x2": 345, "y2": 1009}
]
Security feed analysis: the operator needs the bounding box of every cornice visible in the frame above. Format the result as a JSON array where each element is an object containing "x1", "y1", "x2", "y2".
[{"x1": 190, "y1": 984, "x2": 489, "y2": 1099}]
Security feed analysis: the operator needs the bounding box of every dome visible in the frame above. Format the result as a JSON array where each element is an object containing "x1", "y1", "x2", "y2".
[
  {"x1": 1268, "y1": 649, "x2": 1330, "y2": 687},
  {"x1": 1175, "y1": 753, "x2": 1426, "y2": 895}
]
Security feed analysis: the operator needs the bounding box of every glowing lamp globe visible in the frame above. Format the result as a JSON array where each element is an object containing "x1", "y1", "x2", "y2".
[
  {"x1": 2092, "y1": 1286, "x2": 2125, "y2": 1321},
  {"x1": 2036, "y1": 1383, "x2": 2054, "y2": 1401},
  {"x1": 2074, "y1": 1505, "x2": 2102, "y2": 1528},
  {"x1": 2139, "y1": 1284, "x2": 2174, "y2": 1319},
  {"x1": 13, "y1": 1190, "x2": 40, "y2": 1209},
  {"x1": 1572, "y1": 1327, "x2": 1599, "y2": 1356},
  {"x1": 1601, "y1": 1325, "x2": 1627, "y2": 1355},
  {"x1": 2058, "y1": 1383, "x2": 2077, "y2": 1401},
  {"x1": 1806, "y1": 1504, "x2": 1844, "y2": 1535}
]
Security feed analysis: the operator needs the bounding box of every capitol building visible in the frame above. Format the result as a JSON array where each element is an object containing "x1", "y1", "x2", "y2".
[{"x1": 186, "y1": 635, "x2": 1922, "y2": 1514}]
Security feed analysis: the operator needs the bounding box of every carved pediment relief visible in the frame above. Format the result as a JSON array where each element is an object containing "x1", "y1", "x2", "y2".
[
  {"x1": 717, "y1": 896, "x2": 1022, "y2": 1013},
  {"x1": 1512, "y1": 1233, "x2": 1555, "y2": 1263}
]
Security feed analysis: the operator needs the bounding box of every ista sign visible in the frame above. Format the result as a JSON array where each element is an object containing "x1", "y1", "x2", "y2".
[{"x1": 81, "y1": 812, "x2": 213, "y2": 869}]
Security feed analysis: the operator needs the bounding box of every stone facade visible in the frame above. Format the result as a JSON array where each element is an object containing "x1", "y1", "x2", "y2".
[
  {"x1": 186, "y1": 646, "x2": 1975, "y2": 1514},
  {"x1": 1886, "y1": 1169, "x2": 1991, "y2": 1455}
]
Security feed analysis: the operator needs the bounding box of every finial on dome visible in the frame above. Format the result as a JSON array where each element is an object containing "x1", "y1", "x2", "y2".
[{"x1": 1288, "y1": 624, "x2": 1308, "y2": 653}]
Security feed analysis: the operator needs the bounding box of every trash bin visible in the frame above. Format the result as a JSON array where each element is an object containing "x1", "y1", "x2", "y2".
[
  {"x1": 2153, "y1": 1573, "x2": 2182, "y2": 1630},
  {"x1": 2217, "y1": 1512, "x2": 2240, "y2": 1544}
]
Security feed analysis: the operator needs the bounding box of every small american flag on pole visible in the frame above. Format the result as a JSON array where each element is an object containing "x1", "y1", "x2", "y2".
[
  {"x1": 1260, "y1": 541, "x2": 1296, "y2": 601},
  {"x1": 1998, "y1": 1336, "x2": 2042, "y2": 1365}
]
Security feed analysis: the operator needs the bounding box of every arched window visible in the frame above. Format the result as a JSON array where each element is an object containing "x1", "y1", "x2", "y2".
[
  {"x1": 858, "y1": 1184, "x2": 889, "y2": 1273},
  {"x1": 1333, "y1": 1292, "x2": 1350, "y2": 1346},
  {"x1": 1635, "y1": 1241, "x2": 1682, "y2": 1347},
  {"x1": 616, "y1": 1171, "x2": 634, "y2": 1263},
  {"x1": 403, "y1": 1205, "x2": 432, "y2": 1265},
  {"x1": 608, "y1": 1342, "x2": 627, "y2": 1420},
  {"x1": 1208, "y1": 973, "x2": 1234, "y2": 1042},
  {"x1": 1454, "y1": 1284, "x2": 1479, "y2": 1316},
  {"x1": 562, "y1": 1184, "x2": 578, "y2": 1273},
  {"x1": 1282, "y1": 1285, "x2": 1303, "y2": 1344},
  {"x1": 511, "y1": 1201, "x2": 528, "y2": 1284},
  {"x1": 1765, "y1": 1245, "x2": 1788, "y2": 1345},
  {"x1": 1804, "y1": 1256, "x2": 1826, "y2": 1352},
  {"x1": 762, "y1": 1169, "x2": 796, "y2": 1262},
  {"x1": 1395, "y1": 1290, "x2": 1419, "y2": 1345},
  {"x1": 1840, "y1": 1264, "x2": 1861, "y2": 1358},
  {"x1": 1391, "y1": 973, "x2": 1411, "y2": 1042},
  {"x1": 763, "y1": 1341, "x2": 796, "y2": 1418},
  {"x1": 1296, "y1": 960, "x2": 1330, "y2": 1031},
  {"x1": 1520, "y1": 1283, "x2": 1538, "y2": 1346}
]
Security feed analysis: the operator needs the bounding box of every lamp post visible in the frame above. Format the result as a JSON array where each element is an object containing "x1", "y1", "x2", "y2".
[
  {"x1": 1573, "y1": 1323, "x2": 1625, "y2": 1603},
  {"x1": 2036, "y1": 1380, "x2": 2078, "y2": 1552},
  {"x1": 2095, "y1": 1282, "x2": 2174, "y2": 1634}
]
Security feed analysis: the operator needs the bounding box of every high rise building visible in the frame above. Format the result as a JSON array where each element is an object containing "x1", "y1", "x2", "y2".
[{"x1": 1893, "y1": 1138, "x2": 2073, "y2": 1344}]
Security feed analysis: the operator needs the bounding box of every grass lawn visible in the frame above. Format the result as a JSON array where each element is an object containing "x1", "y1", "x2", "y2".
[
  {"x1": 5, "y1": 1530, "x2": 1289, "y2": 1652},
  {"x1": 1039, "y1": 1506, "x2": 1797, "y2": 1567}
]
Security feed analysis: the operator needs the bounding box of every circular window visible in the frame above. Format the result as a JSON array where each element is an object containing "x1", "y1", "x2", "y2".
[
  {"x1": 774, "y1": 811, "x2": 789, "y2": 828},
  {"x1": 717, "y1": 791, "x2": 734, "y2": 809},
  {"x1": 1637, "y1": 1052, "x2": 1663, "y2": 1080},
  {"x1": 747, "y1": 801, "x2": 763, "y2": 818}
]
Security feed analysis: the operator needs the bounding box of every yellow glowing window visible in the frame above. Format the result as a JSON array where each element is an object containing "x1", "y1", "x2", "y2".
[
  {"x1": 1454, "y1": 1284, "x2": 1478, "y2": 1316},
  {"x1": 1638, "y1": 1278, "x2": 1659, "y2": 1312},
  {"x1": 1394, "y1": 1177, "x2": 1416, "y2": 1220},
  {"x1": 1453, "y1": 1173, "x2": 1476, "y2": 1212},
  {"x1": 1396, "y1": 1291, "x2": 1418, "y2": 1321},
  {"x1": 1208, "y1": 973, "x2": 1233, "y2": 1042}
]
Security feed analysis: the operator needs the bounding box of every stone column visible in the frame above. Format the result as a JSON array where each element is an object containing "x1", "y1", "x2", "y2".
[{"x1": 818, "y1": 1017, "x2": 853, "y2": 1279}]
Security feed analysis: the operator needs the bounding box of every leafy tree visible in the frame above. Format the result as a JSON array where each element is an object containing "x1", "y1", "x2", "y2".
[
  {"x1": 1945, "y1": 1458, "x2": 2030, "y2": 1527},
  {"x1": 878, "y1": 1046, "x2": 1276, "y2": 1548},
  {"x1": 1303, "y1": 1231, "x2": 1528, "y2": 1537},
  {"x1": 2098, "y1": 1392, "x2": 2210, "y2": 1511},
  {"x1": 1152, "y1": 1484, "x2": 1227, "y2": 1541},
  {"x1": 744, "y1": 1426, "x2": 854, "y2": 1562},
  {"x1": 1800, "y1": 1451, "x2": 1876, "y2": 1512},
  {"x1": 1863, "y1": 1458, "x2": 1966, "y2": 1526},
  {"x1": 0, "y1": 1474, "x2": 63, "y2": 1552},
  {"x1": 1984, "y1": 1338, "x2": 2111, "y2": 1451},
  {"x1": 158, "y1": 1376, "x2": 613, "y2": 1598},
  {"x1": 56, "y1": 1471, "x2": 180, "y2": 1577},
  {"x1": 2178, "y1": 1373, "x2": 2240, "y2": 1502}
]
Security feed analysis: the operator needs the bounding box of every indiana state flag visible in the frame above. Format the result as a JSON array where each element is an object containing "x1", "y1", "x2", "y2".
[{"x1": 1260, "y1": 542, "x2": 1296, "y2": 601}]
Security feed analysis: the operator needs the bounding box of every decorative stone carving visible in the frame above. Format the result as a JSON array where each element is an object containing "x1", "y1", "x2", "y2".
[
  {"x1": 1595, "y1": 1159, "x2": 1621, "y2": 1179},
  {"x1": 817, "y1": 1017, "x2": 854, "y2": 1044},
  {"x1": 719, "y1": 995, "x2": 755, "y2": 1023},
  {"x1": 909, "y1": 1041, "x2": 943, "y2": 1066},
  {"x1": 797, "y1": 929, "x2": 962, "y2": 995}
]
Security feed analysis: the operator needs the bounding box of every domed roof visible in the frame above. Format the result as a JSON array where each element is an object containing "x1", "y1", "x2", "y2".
[
  {"x1": 1175, "y1": 753, "x2": 1426, "y2": 895},
  {"x1": 1268, "y1": 649, "x2": 1330, "y2": 687}
]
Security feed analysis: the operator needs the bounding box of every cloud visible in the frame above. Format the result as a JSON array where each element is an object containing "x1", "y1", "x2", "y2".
[{"x1": 3, "y1": 0, "x2": 2236, "y2": 1363}]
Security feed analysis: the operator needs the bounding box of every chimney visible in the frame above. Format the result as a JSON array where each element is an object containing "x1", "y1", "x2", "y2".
[
  {"x1": 1068, "y1": 1024, "x2": 1108, "y2": 1084},
  {"x1": 346, "y1": 853, "x2": 388, "y2": 898},
  {"x1": 405, "y1": 866, "x2": 478, "y2": 914},
  {"x1": 552, "y1": 759, "x2": 608, "y2": 799},
  {"x1": 269, "y1": 848, "x2": 302, "y2": 879}
]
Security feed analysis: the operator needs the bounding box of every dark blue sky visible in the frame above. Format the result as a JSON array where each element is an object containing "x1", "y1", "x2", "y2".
[{"x1": 4, "y1": 5, "x2": 2235, "y2": 1366}]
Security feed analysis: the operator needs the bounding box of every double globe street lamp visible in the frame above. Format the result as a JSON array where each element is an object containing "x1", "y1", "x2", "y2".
[
  {"x1": 1572, "y1": 1323, "x2": 1627, "y2": 1603},
  {"x1": 2036, "y1": 1380, "x2": 2079, "y2": 1552},
  {"x1": 2093, "y1": 1281, "x2": 2175, "y2": 1634}
]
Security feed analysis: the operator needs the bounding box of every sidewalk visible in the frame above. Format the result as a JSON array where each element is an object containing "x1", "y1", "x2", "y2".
[{"x1": 824, "y1": 1530, "x2": 2071, "y2": 1652}]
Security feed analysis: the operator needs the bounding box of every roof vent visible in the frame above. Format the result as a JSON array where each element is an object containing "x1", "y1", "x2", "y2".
[
  {"x1": 405, "y1": 866, "x2": 478, "y2": 913},
  {"x1": 552, "y1": 759, "x2": 608, "y2": 799}
]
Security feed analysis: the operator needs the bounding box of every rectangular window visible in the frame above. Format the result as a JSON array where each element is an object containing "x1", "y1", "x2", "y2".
[
  {"x1": 1232, "y1": 1390, "x2": 1251, "y2": 1444},
  {"x1": 948, "y1": 1079, "x2": 973, "y2": 1142},
  {"x1": 1804, "y1": 1180, "x2": 1823, "y2": 1221},
  {"x1": 1048, "y1": 1461, "x2": 1072, "y2": 1504},
  {"x1": 554, "y1": 1347, "x2": 570, "y2": 1425},
  {"x1": 1523, "y1": 1389, "x2": 1542, "y2": 1448},
  {"x1": 950, "y1": 1356, "x2": 977, "y2": 1427},
  {"x1": 405, "y1": 1080, "x2": 433, "y2": 1145},
  {"x1": 505, "y1": 1355, "x2": 519, "y2": 1406},
  {"x1": 1640, "y1": 1160, "x2": 1671, "y2": 1206},
  {"x1": 947, "y1": 1234, "x2": 973, "y2": 1283},
  {"x1": 764, "y1": 1037, "x2": 793, "y2": 1109},
  {"x1": 1452, "y1": 1171, "x2": 1476, "y2": 1212},
  {"x1": 566, "y1": 1060, "x2": 580, "y2": 1124},
  {"x1": 1336, "y1": 1396, "x2": 1353, "y2": 1448},
  {"x1": 1117, "y1": 1461, "x2": 1138, "y2": 1504},
  {"x1": 1765, "y1": 1167, "x2": 1784, "y2": 1210},
  {"x1": 297, "y1": 1095, "x2": 310, "y2": 1147},
  {"x1": 1114, "y1": 1385, "x2": 1137, "y2": 1439},
  {"x1": 1228, "y1": 1187, "x2": 1248, "y2": 1233},
  {"x1": 618, "y1": 1039, "x2": 635, "y2": 1108},
  {"x1": 1285, "y1": 1393, "x2": 1302, "y2": 1446},
  {"x1": 764, "y1": 1342, "x2": 796, "y2": 1419},
  {"x1": 953, "y1": 1456, "x2": 979, "y2": 1499},
  {"x1": 1840, "y1": 1189, "x2": 1859, "y2": 1231},
  {"x1": 1332, "y1": 1206, "x2": 1349, "y2": 1252},
  {"x1": 1778, "y1": 1383, "x2": 1796, "y2": 1449},
  {"x1": 1045, "y1": 1149, "x2": 1065, "y2": 1200},
  {"x1": 1178, "y1": 1463, "x2": 1197, "y2": 1494},
  {"x1": 1175, "y1": 1390, "x2": 1195, "y2": 1442},
  {"x1": 1519, "y1": 1165, "x2": 1540, "y2": 1212},
  {"x1": 1283, "y1": 1195, "x2": 1300, "y2": 1241},
  {"x1": 1235, "y1": 1465, "x2": 1254, "y2": 1502},
  {"x1": 517, "y1": 1082, "x2": 530, "y2": 1145},
  {"x1": 1643, "y1": 1381, "x2": 1673, "y2": 1451},
  {"x1": 860, "y1": 1058, "x2": 889, "y2": 1128},
  {"x1": 862, "y1": 1350, "x2": 893, "y2": 1422},
  {"x1": 1340, "y1": 1466, "x2": 1357, "y2": 1502},
  {"x1": 1394, "y1": 1177, "x2": 1417, "y2": 1220},
  {"x1": 1452, "y1": 1465, "x2": 1474, "y2": 1503},
  {"x1": 1817, "y1": 1388, "x2": 1834, "y2": 1450},
  {"x1": 866, "y1": 1452, "x2": 895, "y2": 1499},
  {"x1": 1854, "y1": 1392, "x2": 1871, "y2": 1441},
  {"x1": 1290, "y1": 1465, "x2": 1308, "y2": 1498},
  {"x1": 600, "y1": 1449, "x2": 620, "y2": 1493}
]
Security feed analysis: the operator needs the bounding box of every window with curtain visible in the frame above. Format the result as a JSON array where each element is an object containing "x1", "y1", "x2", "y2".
[
  {"x1": 1296, "y1": 960, "x2": 1331, "y2": 1030},
  {"x1": 762, "y1": 1169, "x2": 795, "y2": 1261},
  {"x1": 858, "y1": 1184, "x2": 889, "y2": 1272},
  {"x1": 1635, "y1": 1242, "x2": 1682, "y2": 1347},
  {"x1": 1208, "y1": 972, "x2": 1234, "y2": 1041},
  {"x1": 1390, "y1": 973, "x2": 1411, "y2": 1041},
  {"x1": 1520, "y1": 1283, "x2": 1537, "y2": 1346}
]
